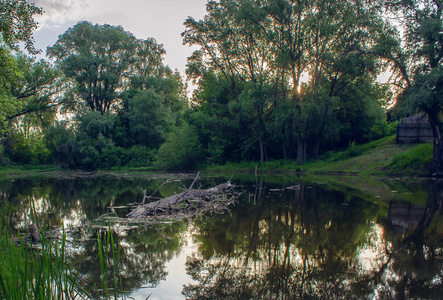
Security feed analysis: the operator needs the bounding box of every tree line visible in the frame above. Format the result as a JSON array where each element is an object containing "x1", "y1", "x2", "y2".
[{"x1": 0, "y1": 0, "x2": 442, "y2": 173}]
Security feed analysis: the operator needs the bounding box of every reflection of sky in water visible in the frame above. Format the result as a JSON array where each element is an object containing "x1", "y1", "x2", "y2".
[
  {"x1": 130, "y1": 228, "x2": 199, "y2": 300},
  {"x1": 126, "y1": 223, "x2": 400, "y2": 299},
  {"x1": 15, "y1": 193, "x2": 86, "y2": 231},
  {"x1": 357, "y1": 224, "x2": 388, "y2": 272},
  {"x1": 2, "y1": 176, "x2": 441, "y2": 299}
]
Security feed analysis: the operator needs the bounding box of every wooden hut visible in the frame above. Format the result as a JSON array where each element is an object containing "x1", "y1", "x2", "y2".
[{"x1": 396, "y1": 113, "x2": 433, "y2": 143}]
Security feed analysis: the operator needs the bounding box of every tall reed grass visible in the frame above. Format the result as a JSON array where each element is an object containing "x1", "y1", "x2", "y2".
[
  {"x1": 0, "y1": 223, "x2": 85, "y2": 299},
  {"x1": 96, "y1": 225, "x2": 122, "y2": 299},
  {"x1": 0, "y1": 220, "x2": 123, "y2": 299}
]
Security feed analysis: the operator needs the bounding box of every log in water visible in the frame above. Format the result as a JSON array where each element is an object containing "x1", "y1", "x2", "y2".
[{"x1": 126, "y1": 182, "x2": 234, "y2": 218}]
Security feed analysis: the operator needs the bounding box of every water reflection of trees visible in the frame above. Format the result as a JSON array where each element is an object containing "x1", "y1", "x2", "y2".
[
  {"x1": 184, "y1": 181, "x2": 442, "y2": 299},
  {"x1": 1, "y1": 176, "x2": 441, "y2": 298},
  {"x1": 0, "y1": 177, "x2": 190, "y2": 297},
  {"x1": 0, "y1": 177, "x2": 161, "y2": 230},
  {"x1": 69, "y1": 222, "x2": 186, "y2": 298}
]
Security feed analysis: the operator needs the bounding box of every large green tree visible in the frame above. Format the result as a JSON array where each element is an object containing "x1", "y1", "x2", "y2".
[
  {"x1": 47, "y1": 22, "x2": 138, "y2": 113},
  {"x1": 47, "y1": 22, "x2": 172, "y2": 114},
  {"x1": 45, "y1": 22, "x2": 188, "y2": 169},
  {"x1": 385, "y1": 0, "x2": 443, "y2": 176},
  {"x1": 0, "y1": 55, "x2": 69, "y2": 165},
  {"x1": 0, "y1": 0, "x2": 43, "y2": 136},
  {"x1": 8, "y1": 55, "x2": 70, "y2": 124}
]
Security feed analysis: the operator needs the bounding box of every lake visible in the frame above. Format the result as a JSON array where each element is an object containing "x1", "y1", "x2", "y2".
[{"x1": 1, "y1": 172, "x2": 442, "y2": 299}]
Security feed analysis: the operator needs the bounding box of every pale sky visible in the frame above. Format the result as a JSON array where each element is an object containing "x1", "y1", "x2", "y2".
[{"x1": 32, "y1": 0, "x2": 208, "y2": 77}]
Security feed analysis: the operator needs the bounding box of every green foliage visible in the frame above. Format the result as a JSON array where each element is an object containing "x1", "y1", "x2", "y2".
[
  {"x1": 189, "y1": 74, "x2": 246, "y2": 164},
  {"x1": 47, "y1": 22, "x2": 136, "y2": 112},
  {"x1": 47, "y1": 21, "x2": 172, "y2": 113},
  {"x1": 156, "y1": 125, "x2": 203, "y2": 170},
  {"x1": 32, "y1": 22, "x2": 187, "y2": 170},
  {"x1": 332, "y1": 78, "x2": 392, "y2": 147},
  {"x1": 184, "y1": 0, "x2": 397, "y2": 165},
  {"x1": 44, "y1": 122, "x2": 76, "y2": 166},
  {"x1": 0, "y1": 144, "x2": 9, "y2": 166},
  {"x1": 77, "y1": 111, "x2": 115, "y2": 140},
  {"x1": 127, "y1": 89, "x2": 173, "y2": 148},
  {"x1": 0, "y1": 0, "x2": 42, "y2": 54},
  {"x1": 0, "y1": 53, "x2": 68, "y2": 166},
  {"x1": 0, "y1": 48, "x2": 21, "y2": 136},
  {"x1": 9, "y1": 55, "x2": 69, "y2": 123},
  {"x1": 125, "y1": 145, "x2": 157, "y2": 168},
  {"x1": 368, "y1": 120, "x2": 398, "y2": 141},
  {"x1": 2, "y1": 131, "x2": 51, "y2": 165}
]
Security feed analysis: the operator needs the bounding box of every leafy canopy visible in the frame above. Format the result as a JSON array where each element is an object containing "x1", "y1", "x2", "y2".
[{"x1": 0, "y1": 0, "x2": 42, "y2": 54}]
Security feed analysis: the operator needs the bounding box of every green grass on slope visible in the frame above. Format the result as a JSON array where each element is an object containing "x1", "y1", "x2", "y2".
[
  {"x1": 205, "y1": 135, "x2": 433, "y2": 177},
  {"x1": 306, "y1": 136, "x2": 433, "y2": 176}
]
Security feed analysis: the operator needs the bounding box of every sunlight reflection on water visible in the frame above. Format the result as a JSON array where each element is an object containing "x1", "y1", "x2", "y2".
[{"x1": 130, "y1": 227, "x2": 199, "y2": 300}]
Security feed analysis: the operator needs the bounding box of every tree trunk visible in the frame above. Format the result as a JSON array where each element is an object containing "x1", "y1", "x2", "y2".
[
  {"x1": 258, "y1": 123, "x2": 265, "y2": 163},
  {"x1": 296, "y1": 136, "x2": 305, "y2": 165},
  {"x1": 428, "y1": 117, "x2": 443, "y2": 176},
  {"x1": 431, "y1": 141, "x2": 443, "y2": 176},
  {"x1": 257, "y1": 106, "x2": 266, "y2": 164}
]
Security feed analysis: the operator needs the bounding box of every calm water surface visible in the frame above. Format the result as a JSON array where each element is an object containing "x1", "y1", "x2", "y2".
[{"x1": 0, "y1": 173, "x2": 442, "y2": 299}]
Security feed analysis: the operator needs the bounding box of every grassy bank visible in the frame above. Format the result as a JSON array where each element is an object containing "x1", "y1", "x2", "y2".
[
  {"x1": 204, "y1": 136, "x2": 433, "y2": 177},
  {"x1": 0, "y1": 135, "x2": 434, "y2": 178}
]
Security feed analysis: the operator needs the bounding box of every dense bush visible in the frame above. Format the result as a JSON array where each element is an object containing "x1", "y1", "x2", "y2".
[
  {"x1": 44, "y1": 122, "x2": 76, "y2": 166},
  {"x1": 2, "y1": 131, "x2": 51, "y2": 165},
  {"x1": 125, "y1": 145, "x2": 157, "y2": 168},
  {"x1": 156, "y1": 125, "x2": 202, "y2": 170}
]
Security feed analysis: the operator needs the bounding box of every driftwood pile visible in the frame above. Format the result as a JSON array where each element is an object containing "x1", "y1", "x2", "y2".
[{"x1": 126, "y1": 178, "x2": 235, "y2": 219}]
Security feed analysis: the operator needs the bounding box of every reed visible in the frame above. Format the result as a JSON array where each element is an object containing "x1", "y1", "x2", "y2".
[
  {"x1": 0, "y1": 223, "x2": 85, "y2": 299},
  {"x1": 96, "y1": 225, "x2": 122, "y2": 299}
]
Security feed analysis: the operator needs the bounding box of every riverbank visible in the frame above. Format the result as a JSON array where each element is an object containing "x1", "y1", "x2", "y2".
[
  {"x1": 0, "y1": 136, "x2": 434, "y2": 179},
  {"x1": 203, "y1": 136, "x2": 433, "y2": 177}
]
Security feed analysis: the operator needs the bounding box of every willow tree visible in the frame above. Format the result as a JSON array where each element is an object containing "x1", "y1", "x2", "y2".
[
  {"x1": 47, "y1": 21, "x2": 171, "y2": 114},
  {"x1": 47, "y1": 22, "x2": 137, "y2": 113}
]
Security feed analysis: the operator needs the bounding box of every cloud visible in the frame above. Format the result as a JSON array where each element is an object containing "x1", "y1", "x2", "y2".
[{"x1": 33, "y1": 0, "x2": 90, "y2": 28}]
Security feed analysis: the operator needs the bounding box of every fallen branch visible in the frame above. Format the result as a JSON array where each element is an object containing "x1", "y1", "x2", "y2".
[{"x1": 126, "y1": 180, "x2": 235, "y2": 219}]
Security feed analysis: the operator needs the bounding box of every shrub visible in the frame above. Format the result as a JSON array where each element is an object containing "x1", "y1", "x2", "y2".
[
  {"x1": 3, "y1": 131, "x2": 51, "y2": 165},
  {"x1": 156, "y1": 125, "x2": 203, "y2": 170},
  {"x1": 126, "y1": 145, "x2": 157, "y2": 168},
  {"x1": 44, "y1": 122, "x2": 77, "y2": 166}
]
